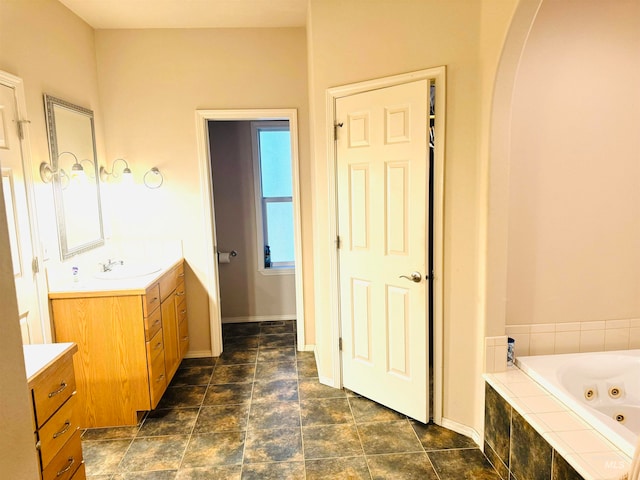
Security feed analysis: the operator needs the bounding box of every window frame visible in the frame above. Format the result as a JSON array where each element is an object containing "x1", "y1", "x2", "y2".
[{"x1": 251, "y1": 121, "x2": 295, "y2": 275}]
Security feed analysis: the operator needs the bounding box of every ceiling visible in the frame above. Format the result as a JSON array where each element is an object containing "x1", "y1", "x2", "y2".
[{"x1": 58, "y1": 0, "x2": 308, "y2": 29}]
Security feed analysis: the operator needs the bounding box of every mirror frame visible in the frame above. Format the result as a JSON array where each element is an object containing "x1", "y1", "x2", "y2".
[{"x1": 44, "y1": 94, "x2": 104, "y2": 260}]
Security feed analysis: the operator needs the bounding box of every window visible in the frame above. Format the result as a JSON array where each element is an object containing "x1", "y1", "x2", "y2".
[{"x1": 252, "y1": 121, "x2": 294, "y2": 273}]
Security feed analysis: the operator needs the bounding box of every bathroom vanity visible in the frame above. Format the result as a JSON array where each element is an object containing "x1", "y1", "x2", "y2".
[
  {"x1": 24, "y1": 342, "x2": 85, "y2": 480},
  {"x1": 48, "y1": 259, "x2": 188, "y2": 428}
]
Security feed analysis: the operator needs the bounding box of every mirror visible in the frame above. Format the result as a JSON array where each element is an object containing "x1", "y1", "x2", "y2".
[{"x1": 44, "y1": 95, "x2": 104, "y2": 260}]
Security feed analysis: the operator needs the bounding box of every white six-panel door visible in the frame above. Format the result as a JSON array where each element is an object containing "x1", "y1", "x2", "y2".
[
  {"x1": 336, "y1": 79, "x2": 429, "y2": 422},
  {"x1": 0, "y1": 82, "x2": 43, "y2": 344}
]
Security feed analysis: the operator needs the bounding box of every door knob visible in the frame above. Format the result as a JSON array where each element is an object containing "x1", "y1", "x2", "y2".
[{"x1": 399, "y1": 271, "x2": 422, "y2": 283}]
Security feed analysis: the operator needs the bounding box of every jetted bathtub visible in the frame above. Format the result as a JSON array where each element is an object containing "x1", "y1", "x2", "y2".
[{"x1": 516, "y1": 350, "x2": 640, "y2": 458}]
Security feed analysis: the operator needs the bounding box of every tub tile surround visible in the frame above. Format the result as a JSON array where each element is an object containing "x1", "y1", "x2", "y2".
[
  {"x1": 485, "y1": 336, "x2": 509, "y2": 373},
  {"x1": 484, "y1": 370, "x2": 630, "y2": 480},
  {"x1": 504, "y1": 319, "x2": 640, "y2": 358}
]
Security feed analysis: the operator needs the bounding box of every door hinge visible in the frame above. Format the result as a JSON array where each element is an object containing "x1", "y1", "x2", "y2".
[
  {"x1": 32, "y1": 257, "x2": 39, "y2": 274},
  {"x1": 334, "y1": 122, "x2": 344, "y2": 141},
  {"x1": 16, "y1": 119, "x2": 31, "y2": 140},
  {"x1": 339, "y1": 337, "x2": 343, "y2": 351},
  {"x1": 336, "y1": 235, "x2": 341, "y2": 249}
]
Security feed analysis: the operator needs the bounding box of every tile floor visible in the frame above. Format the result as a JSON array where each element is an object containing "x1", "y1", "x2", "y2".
[{"x1": 82, "y1": 321, "x2": 501, "y2": 479}]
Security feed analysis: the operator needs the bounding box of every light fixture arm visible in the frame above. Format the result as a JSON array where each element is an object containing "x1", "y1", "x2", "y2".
[
  {"x1": 40, "y1": 151, "x2": 82, "y2": 183},
  {"x1": 100, "y1": 158, "x2": 131, "y2": 182}
]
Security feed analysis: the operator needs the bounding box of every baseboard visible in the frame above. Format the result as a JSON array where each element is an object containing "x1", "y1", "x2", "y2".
[
  {"x1": 184, "y1": 350, "x2": 214, "y2": 359},
  {"x1": 297, "y1": 344, "x2": 315, "y2": 352},
  {"x1": 221, "y1": 315, "x2": 296, "y2": 324},
  {"x1": 440, "y1": 417, "x2": 481, "y2": 447}
]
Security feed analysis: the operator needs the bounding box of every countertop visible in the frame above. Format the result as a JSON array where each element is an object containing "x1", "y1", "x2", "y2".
[
  {"x1": 47, "y1": 256, "x2": 183, "y2": 299},
  {"x1": 23, "y1": 342, "x2": 78, "y2": 382}
]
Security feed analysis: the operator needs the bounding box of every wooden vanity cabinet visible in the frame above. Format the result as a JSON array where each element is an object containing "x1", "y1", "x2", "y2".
[
  {"x1": 27, "y1": 344, "x2": 85, "y2": 480},
  {"x1": 50, "y1": 260, "x2": 188, "y2": 428}
]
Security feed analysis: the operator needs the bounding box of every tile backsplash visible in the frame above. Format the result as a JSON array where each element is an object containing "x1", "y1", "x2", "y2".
[
  {"x1": 505, "y1": 319, "x2": 640, "y2": 358},
  {"x1": 485, "y1": 319, "x2": 640, "y2": 374},
  {"x1": 485, "y1": 336, "x2": 508, "y2": 374}
]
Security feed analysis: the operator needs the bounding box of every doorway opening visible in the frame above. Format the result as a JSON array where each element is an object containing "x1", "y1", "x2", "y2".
[{"x1": 195, "y1": 110, "x2": 305, "y2": 357}]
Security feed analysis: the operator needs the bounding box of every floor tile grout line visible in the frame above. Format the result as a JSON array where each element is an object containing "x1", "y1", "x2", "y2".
[
  {"x1": 174, "y1": 368, "x2": 210, "y2": 472},
  {"x1": 237, "y1": 333, "x2": 258, "y2": 476},
  {"x1": 404, "y1": 417, "x2": 445, "y2": 480},
  {"x1": 346, "y1": 393, "x2": 373, "y2": 479},
  {"x1": 407, "y1": 416, "x2": 430, "y2": 455},
  {"x1": 294, "y1": 339, "x2": 308, "y2": 479}
]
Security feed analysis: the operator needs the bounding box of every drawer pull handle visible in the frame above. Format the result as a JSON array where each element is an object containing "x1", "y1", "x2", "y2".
[
  {"x1": 56, "y1": 457, "x2": 75, "y2": 477},
  {"x1": 48, "y1": 381, "x2": 68, "y2": 398},
  {"x1": 176, "y1": 291, "x2": 185, "y2": 296},
  {"x1": 151, "y1": 296, "x2": 159, "y2": 303},
  {"x1": 157, "y1": 374, "x2": 165, "y2": 383},
  {"x1": 153, "y1": 319, "x2": 161, "y2": 326},
  {"x1": 182, "y1": 336, "x2": 189, "y2": 341},
  {"x1": 155, "y1": 342, "x2": 162, "y2": 350},
  {"x1": 178, "y1": 273, "x2": 185, "y2": 277},
  {"x1": 52, "y1": 420, "x2": 71, "y2": 439},
  {"x1": 180, "y1": 309, "x2": 187, "y2": 315}
]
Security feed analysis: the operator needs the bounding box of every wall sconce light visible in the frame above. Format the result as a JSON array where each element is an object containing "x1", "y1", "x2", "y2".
[
  {"x1": 143, "y1": 167, "x2": 164, "y2": 189},
  {"x1": 100, "y1": 158, "x2": 133, "y2": 184},
  {"x1": 40, "y1": 151, "x2": 84, "y2": 183}
]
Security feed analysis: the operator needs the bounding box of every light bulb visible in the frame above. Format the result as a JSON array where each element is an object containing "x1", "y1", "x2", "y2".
[
  {"x1": 70, "y1": 163, "x2": 86, "y2": 183},
  {"x1": 121, "y1": 169, "x2": 134, "y2": 186}
]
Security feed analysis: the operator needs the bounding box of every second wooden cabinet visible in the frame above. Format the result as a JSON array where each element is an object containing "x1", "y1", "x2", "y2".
[{"x1": 50, "y1": 260, "x2": 189, "y2": 428}]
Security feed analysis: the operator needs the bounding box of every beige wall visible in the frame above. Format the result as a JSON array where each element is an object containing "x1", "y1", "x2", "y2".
[
  {"x1": 505, "y1": 0, "x2": 640, "y2": 327},
  {"x1": 209, "y1": 121, "x2": 296, "y2": 320},
  {"x1": 0, "y1": 0, "x2": 106, "y2": 266},
  {"x1": 94, "y1": 27, "x2": 312, "y2": 351},
  {"x1": 307, "y1": 0, "x2": 516, "y2": 433}
]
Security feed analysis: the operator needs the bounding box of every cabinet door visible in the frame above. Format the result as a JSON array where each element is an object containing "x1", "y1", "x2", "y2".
[
  {"x1": 161, "y1": 292, "x2": 180, "y2": 380},
  {"x1": 176, "y1": 291, "x2": 189, "y2": 360}
]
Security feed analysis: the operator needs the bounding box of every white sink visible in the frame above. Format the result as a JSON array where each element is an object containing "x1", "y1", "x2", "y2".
[{"x1": 92, "y1": 264, "x2": 162, "y2": 280}]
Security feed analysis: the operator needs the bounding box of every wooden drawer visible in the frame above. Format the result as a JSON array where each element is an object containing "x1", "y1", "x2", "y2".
[
  {"x1": 148, "y1": 337, "x2": 167, "y2": 408},
  {"x1": 143, "y1": 284, "x2": 161, "y2": 317},
  {"x1": 158, "y1": 267, "x2": 177, "y2": 301},
  {"x1": 144, "y1": 307, "x2": 162, "y2": 341},
  {"x1": 32, "y1": 357, "x2": 76, "y2": 428},
  {"x1": 146, "y1": 328, "x2": 165, "y2": 364},
  {"x1": 179, "y1": 318, "x2": 189, "y2": 358},
  {"x1": 177, "y1": 297, "x2": 187, "y2": 324},
  {"x1": 175, "y1": 279, "x2": 186, "y2": 301},
  {"x1": 176, "y1": 263, "x2": 185, "y2": 283},
  {"x1": 42, "y1": 429, "x2": 83, "y2": 480},
  {"x1": 70, "y1": 462, "x2": 85, "y2": 479},
  {"x1": 39, "y1": 394, "x2": 80, "y2": 469}
]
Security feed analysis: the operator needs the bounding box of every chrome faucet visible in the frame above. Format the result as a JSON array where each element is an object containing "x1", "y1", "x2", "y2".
[{"x1": 99, "y1": 259, "x2": 123, "y2": 272}]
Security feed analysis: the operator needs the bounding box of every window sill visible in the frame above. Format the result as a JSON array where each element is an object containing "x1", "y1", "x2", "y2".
[{"x1": 259, "y1": 267, "x2": 295, "y2": 276}]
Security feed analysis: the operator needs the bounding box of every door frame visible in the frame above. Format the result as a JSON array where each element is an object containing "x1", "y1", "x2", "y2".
[
  {"x1": 195, "y1": 109, "x2": 306, "y2": 356},
  {"x1": 327, "y1": 67, "x2": 446, "y2": 424},
  {"x1": 0, "y1": 70, "x2": 51, "y2": 343}
]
